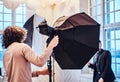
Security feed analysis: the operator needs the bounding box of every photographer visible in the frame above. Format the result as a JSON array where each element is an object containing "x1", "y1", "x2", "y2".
[{"x1": 2, "y1": 25, "x2": 59, "y2": 82}]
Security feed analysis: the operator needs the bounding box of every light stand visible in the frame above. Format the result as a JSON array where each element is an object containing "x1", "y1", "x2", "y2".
[
  {"x1": 37, "y1": 20, "x2": 58, "y2": 82},
  {"x1": 46, "y1": 34, "x2": 55, "y2": 82},
  {"x1": 47, "y1": 56, "x2": 52, "y2": 82}
]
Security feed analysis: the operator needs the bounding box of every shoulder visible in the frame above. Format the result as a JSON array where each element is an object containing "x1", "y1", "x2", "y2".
[
  {"x1": 20, "y1": 43, "x2": 30, "y2": 47},
  {"x1": 103, "y1": 50, "x2": 111, "y2": 57},
  {"x1": 104, "y1": 50, "x2": 110, "y2": 53},
  {"x1": 101, "y1": 49, "x2": 110, "y2": 53},
  {"x1": 20, "y1": 43, "x2": 33, "y2": 52},
  {"x1": 20, "y1": 43, "x2": 31, "y2": 49}
]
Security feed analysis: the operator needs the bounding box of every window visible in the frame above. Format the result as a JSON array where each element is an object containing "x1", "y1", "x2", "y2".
[
  {"x1": 90, "y1": 0, "x2": 103, "y2": 41},
  {"x1": 16, "y1": 4, "x2": 26, "y2": 27},
  {"x1": 0, "y1": 34, "x2": 3, "y2": 68},
  {"x1": 0, "y1": 0, "x2": 26, "y2": 73},
  {"x1": 105, "y1": 28, "x2": 120, "y2": 77},
  {"x1": 0, "y1": 1, "x2": 12, "y2": 30},
  {"x1": 104, "y1": 0, "x2": 120, "y2": 24},
  {"x1": 90, "y1": 0, "x2": 120, "y2": 80},
  {"x1": 104, "y1": 0, "x2": 120, "y2": 78}
]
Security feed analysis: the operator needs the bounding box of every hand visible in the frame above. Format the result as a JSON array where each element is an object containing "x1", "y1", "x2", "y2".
[
  {"x1": 99, "y1": 78, "x2": 104, "y2": 82},
  {"x1": 37, "y1": 68, "x2": 49, "y2": 75},
  {"x1": 48, "y1": 35, "x2": 59, "y2": 49},
  {"x1": 32, "y1": 69, "x2": 50, "y2": 77},
  {"x1": 87, "y1": 61, "x2": 90, "y2": 66},
  {"x1": 32, "y1": 71, "x2": 38, "y2": 77}
]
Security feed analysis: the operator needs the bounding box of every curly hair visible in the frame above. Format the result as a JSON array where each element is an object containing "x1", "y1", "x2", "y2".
[{"x1": 2, "y1": 25, "x2": 27, "y2": 48}]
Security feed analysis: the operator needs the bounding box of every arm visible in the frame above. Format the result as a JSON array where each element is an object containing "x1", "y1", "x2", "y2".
[
  {"x1": 101, "y1": 51, "x2": 111, "y2": 79},
  {"x1": 88, "y1": 62, "x2": 96, "y2": 69},
  {"x1": 32, "y1": 68, "x2": 49, "y2": 77},
  {"x1": 99, "y1": 78, "x2": 104, "y2": 82},
  {"x1": 23, "y1": 36, "x2": 59, "y2": 67},
  {"x1": 88, "y1": 53, "x2": 98, "y2": 69}
]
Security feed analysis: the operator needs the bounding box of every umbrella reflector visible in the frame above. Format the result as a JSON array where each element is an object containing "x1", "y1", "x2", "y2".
[
  {"x1": 53, "y1": 26, "x2": 99, "y2": 69},
  {"x1": 53, "y1": 12, "x2": 100, "y2": 69},
  {"x1": 37, "y1": 12, "x2": 100, "y2": 69}
]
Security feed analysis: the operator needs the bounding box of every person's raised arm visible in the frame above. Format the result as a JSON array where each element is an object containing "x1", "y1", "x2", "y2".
[{"x1": 23, "y1": 35, "x2": 59, "y2": 67}]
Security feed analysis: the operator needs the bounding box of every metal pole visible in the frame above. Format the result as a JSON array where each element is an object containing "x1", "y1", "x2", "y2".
[{"x1": 47, "y1": 56, "x2": 52, "y2": 82}]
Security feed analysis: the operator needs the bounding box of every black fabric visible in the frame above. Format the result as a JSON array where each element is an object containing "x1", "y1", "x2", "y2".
[
  {"x1": 53, "y1": 12, "x2": 100, "y2": 69},
  {"x1": 89, "y1": 49, "x2": 116, "y2": 82},
  {"x1": 23, "y1": 15, "x2": 34, "y2": 47}
]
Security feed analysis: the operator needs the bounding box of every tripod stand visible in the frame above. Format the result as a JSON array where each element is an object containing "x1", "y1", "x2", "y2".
[
  {"x1": 47, "y1": 56, "x2": 52, "y2": 82},
  {"x1": 46, "y1": 35, "x2": 55, "y2": 82}
]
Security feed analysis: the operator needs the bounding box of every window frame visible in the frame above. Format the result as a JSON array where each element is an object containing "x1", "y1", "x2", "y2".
[{"x1": 90, "y1": 0, "x2": 120, "y2": 78}]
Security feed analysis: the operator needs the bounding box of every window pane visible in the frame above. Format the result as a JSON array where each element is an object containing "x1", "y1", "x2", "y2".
[
  {"x1": 4, "y1": 22, "x2": 12, "y2": 29},
  {"x1": 112, "y1": 64, "x2": 115, "y2": 73},
  {"x1": 16, "y1": 22, "x2": 24, "y2": 27},
  {"x1": 111, "y1": 30, "x2": 114, "y2": 39},
  {"x1": 23, "y1": 7, "x2": 26, "y2": 15},
  {"x1": 16, "y1": 6, "x2": 23, "y2": 14},
  {"x1": 116, "y1": 40, "x2": 120, "y2": 51},
  {"x1": 117, "y1": 64, "x2": 120, "y2": 75},
  {"x1": 0, "y1": 51, "x2": 3, "y2": 60},
  {"x1": 111, "y1": 51, "x2": 115, "y2": 58},
  {"x1": 97, "y1": 15, "x2": 102, "y2": 25},
  {"x1": 0, "y1": 14, "x2": 3, "y2": 21},
  {"x1": 105, "y1": 13, "x2": 114, "y2": 24},
  {"x1": 23, "y1": 15, "x2": 26, "y2": 23},
  {"x1": 105, "y1": 14, "x2": 110, "y2": 24},
  {"x1": 97, "y1": 5, "x2": 102, "y2": 15},
  {"x1": 0, "y1": 35, "x2": 3, "y2": 61},
  {"x1": 92, "y1": 7, "x2": 96, "y2": 16},
  {"x1": 110, "y1": 13, "x2": 114, "y2": 23},
  {"x1": 96, "y1": 0, "x2": 101, "y2": 4},
  {"x1": 106, "y1": 2, "x2": 110, "y2": 13},
  {"x1": 0, "y1": 5, "x2": 3, "y2": 12},
  {"x1": 115, "y1": 0, "x2": 120, "y2": 10},
  {"x1": 116, "y1": 51, "x2": 120, "y2": 60},
  {"x1": 105, "y1": 1, "x2": 114, "y2": 13},
  {"x1": 110, "y1": 1, "x2": 114, "y2": 12},
  {"x1": 16, "y1": 15, "x2": 23, "y2": 22},
  {"x1": 105, "y1": 0, "x2": 110, "y2": 2},
  {"x1": 106, "y1": 40, "x2": 115, "y2": 51},
  {"x1": 104, "y1": 3, "x2": 107, "y2": 13},
  {"x1": 111, "y1": 40, "x2": 115, "y2": 50},
  {"x1": 115, "y1": 11, "x2": 120, "y2": 23},
  {"x1": 0, "y1": 35, "x2": 2, "y2": 49},
  {"x1": 4, "y1": 14, "x2": 12, "y2": 21},
  {"x1": 4, "y1": 7, "x2": 12, "y2": 13},
  {"x1": 91, "y1": 0, "x2": 96, "y2": 6},
  {"x1": 0, "y1": 61, "x2": 3, "y2": 68},
  {"x1": 105, "y1": 30, "x2": 110, "y2": 39},
  {"x1": 116, "y1": 30, "x2": 120, "y2": 39},
  {"x1": 0, "y1": 22, "x2": 3, "y2": 30},
  {"x1": 106, "y1": 40, "x2": 111, "y2": 50}
]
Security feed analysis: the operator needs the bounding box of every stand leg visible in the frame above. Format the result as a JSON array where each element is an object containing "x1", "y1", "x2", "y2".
[{"x1": 47, "y1": 56, "x2": 52, "y2": 82}]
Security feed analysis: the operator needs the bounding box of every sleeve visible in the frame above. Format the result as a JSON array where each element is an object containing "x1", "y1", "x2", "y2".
[
  {"x1": 88, "y1": 63, "x2": 96, "y2": 69},
  {"x1": 22, "y1": 44, "x2": 53, "y2": 67},
  {"x1": 88, "y1": 53, "x2": 98, "y2": 70},
  {"x1": 101, "y1": 50, "x2": 111, "y2": 79}
]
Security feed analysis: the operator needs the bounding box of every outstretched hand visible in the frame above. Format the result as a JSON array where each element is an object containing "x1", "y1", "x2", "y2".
[
  {"x1": 99, "y1": 78, "x2": 104, "y2": 82},
  {"x1": 48, "y1": 35, "x2": 59, "y2": 49},
  {"x1": 32, "y1": 69, "x2": 50, "y2": 77},
  {"x1": 87, "y1": 61, "x2": 91, "y2": 66}
]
